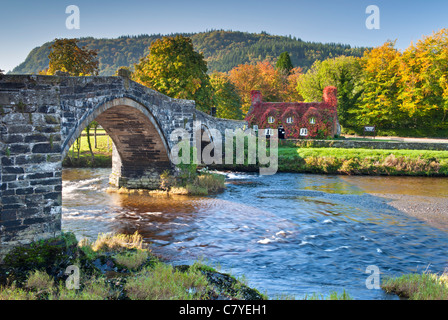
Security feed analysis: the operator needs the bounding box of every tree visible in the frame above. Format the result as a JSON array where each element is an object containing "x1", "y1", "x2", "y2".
[
  {"x1": 356, "y1": 41, "x2": 405, "y2": 128},
  {"x1": 228, "y1": 60, "x2": 285, "y2": 114},
  {"x1": 282, "y1": 67, "x2": 304, "y2": 102},
  {"x1": 133, "y1": 35, "x2": 213, "y2": 113},
  {"x1": 296, "y1": 56, "x2": 363, "y2": 128},
  {"x1": 398, "y1": 29, "x2": 448, "y2": 126},
  {"x1": 210, "y1": 72, "x2": 243, "y2": 120},
  {"x1": 44, "y1": 38, "x2": 99, "y2": 76},
  {"x1": 276, "y1": 52, "x2": 294, "y2": 74}
]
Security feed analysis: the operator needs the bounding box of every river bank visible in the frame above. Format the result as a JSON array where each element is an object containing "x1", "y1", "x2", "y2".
[{"x1": 0, "y1": 232, "x2": 266, "y2": 300}]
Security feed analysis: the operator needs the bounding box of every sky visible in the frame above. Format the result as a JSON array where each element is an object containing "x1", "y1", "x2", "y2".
[{"x1": 0, "y1": 0, "x2": 447, "y2": 72}]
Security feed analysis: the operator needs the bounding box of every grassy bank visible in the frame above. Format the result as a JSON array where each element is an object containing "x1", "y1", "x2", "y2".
[
  {"x1": 382, "y1": 272, "x2": 448, "y2": 300},
  {"x1": 63, "y1": 132, "x2": 448, "y2": 177},
  {"x1": 0, "y1": 232, "x2": 265, "y2": 300},
  {"x1": 278, "y1": 147, "x2": 448, "y2": 176}
]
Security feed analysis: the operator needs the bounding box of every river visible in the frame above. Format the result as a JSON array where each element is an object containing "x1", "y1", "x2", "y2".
[{"x1": 62, "y1": 168, "x2": 448, "y2": 300}]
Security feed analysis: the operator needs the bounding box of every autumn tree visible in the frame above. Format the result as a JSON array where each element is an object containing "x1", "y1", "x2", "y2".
[
  {"x1": 356, "y1": 41, "x2": 406, "y2": 128},
  {"x1": 133, "y1": 35, "x2": 213, "y2": 113},
  {"x1": 44, "y1": 38, "x2": 99, "y2": 76},
  {"x1": 210, "y1": 72, "x2": 243, "y2": 120},
  {"x1": 398, "y1": 29, "x2": 448, "y2": 127},
  {"x1": 228, "y1": 60, "x2": 285, "y2": 114}
]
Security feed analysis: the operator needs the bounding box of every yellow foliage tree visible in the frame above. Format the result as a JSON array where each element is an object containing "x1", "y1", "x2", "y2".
[
  {"x1": 398, "y1": 29, "x2": 448, "y2": 124},
  {"x1": 43, "y1": 38, "x2": 99, "y2": 76}
]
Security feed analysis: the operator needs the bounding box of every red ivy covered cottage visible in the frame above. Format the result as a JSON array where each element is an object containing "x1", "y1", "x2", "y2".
[{"x1": 245, "y1": 86, "x2": 340, "y2": 139}]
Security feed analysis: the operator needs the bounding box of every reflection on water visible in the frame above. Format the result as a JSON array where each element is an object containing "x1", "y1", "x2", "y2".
[
  {"x1": 341, "y1": 175, "x2": 448, "y2": 197},
  {"x1": 62, "y1": 168, "x2": 448, "y2": 300}
]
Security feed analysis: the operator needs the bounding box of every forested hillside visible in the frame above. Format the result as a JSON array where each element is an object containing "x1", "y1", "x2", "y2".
[{"x1": 11, "y1": 30, "x2": 366, "y2": 75}]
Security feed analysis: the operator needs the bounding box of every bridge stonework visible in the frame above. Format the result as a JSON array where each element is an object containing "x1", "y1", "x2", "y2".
[{"x1": 0, "y1": 75, "x2": 246, "y2": 261}]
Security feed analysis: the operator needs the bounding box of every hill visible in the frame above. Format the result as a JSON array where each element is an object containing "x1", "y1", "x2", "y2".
[{"x1": 10, "y1": 30, "x2": 367, "y2": 75}]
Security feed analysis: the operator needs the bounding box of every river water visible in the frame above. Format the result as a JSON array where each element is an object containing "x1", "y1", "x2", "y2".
[{"x1": 62, "y1": 168, "x2": 448, "y2": 300}]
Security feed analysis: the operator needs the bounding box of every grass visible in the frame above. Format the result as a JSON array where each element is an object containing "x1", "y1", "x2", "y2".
[
  {"x1": 79, "y1": 231, "x2": 146, "y2": 253},
  {"x1": 303, "y1": 290, "x2": 353, "y2": 300},
  {"x1": 26, "y1": 270, "x2": 55, "y2": 292},
  {"x1": 382, "y1": 272, "x2": 448, "y2": 300},
  {"x1": 278, "y1": 146, "x2": 448, "y2": 176},
  {"x1": 0, "y1": 285, "x2": 38, "y2": 300},
  {"x1": 63, "y1": 132, "x2": 112, "y2": 168},
  {"x1": 124, "y1": 262, "x2": 210, "y2": 300},
  {"x1": 114, "y1": 250, "x2": 150, "y2": 271}
]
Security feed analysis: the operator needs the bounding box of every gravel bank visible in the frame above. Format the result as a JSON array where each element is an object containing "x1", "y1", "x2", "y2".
[{"x1": 371, "y1": 193, "x2": 448, "y2": 232}]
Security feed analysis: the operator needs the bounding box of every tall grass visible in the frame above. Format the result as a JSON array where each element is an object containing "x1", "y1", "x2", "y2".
[
  {"x1": 124, "y1": 262, "x2": 210, "y2": 300},
  {"x1": 382, "y1": 272, "x2": 448, "y2": 300}
]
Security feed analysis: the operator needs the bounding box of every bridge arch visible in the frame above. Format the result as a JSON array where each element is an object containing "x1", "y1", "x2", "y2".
[{"x1": 62, "y1": 97, "x2": 173, "y2": 189}]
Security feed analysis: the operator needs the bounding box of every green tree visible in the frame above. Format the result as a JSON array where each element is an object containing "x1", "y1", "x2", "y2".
[
  {"x1": 276, "y1": 52, "x2": 294, "y2": 74},
  {"x1": 210, "y1": 72, "x2": 243, "y2": 120},
  {"x1": 133, "y1": 35, "x2": 213, "y2": 113},
  {"x1": 45, "y1": 38, "x2": 99, "y2": 76},
  {"x1": 296, "y1": 56, "x2": 363, "y2": 128}
]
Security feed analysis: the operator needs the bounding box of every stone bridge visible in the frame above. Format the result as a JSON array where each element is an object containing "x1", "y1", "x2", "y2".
[{"x1": 0, "y1": 74, "x2": 246, "y2": 261}]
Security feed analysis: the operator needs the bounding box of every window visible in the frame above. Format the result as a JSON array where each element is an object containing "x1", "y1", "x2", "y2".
[
  {"x1": 286, "y1": 117, "x2": 293, "y2": 124},
  {"x1": 300, "y1": 128, "x2": 308, "y2": 136},
  {"x1": 265, "y1": 128, "x2": 274, "y2": 136},
  {"x1": 267, "y1": 116, "x2": 275, "y2": 124},
  {"x1": 309, "y1": 117, "x2": 316, "y2": 125},
  {"x1": 253, "y1": 125, "x2": 258, "y2": 131}
]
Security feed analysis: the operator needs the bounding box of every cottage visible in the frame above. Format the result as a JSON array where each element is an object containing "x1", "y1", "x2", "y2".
[{"x1": 245, "y1": 86, "x2": 340, "y2": 139}]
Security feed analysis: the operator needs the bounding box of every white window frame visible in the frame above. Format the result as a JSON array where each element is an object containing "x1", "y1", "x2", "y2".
[
  {"x1": 309, "y1": 117, "x2": 316, "y2": 125},
  {"x1": 286, "y1": 116, "x2": 293, "y2": 124},
  {"x1": 299, "y1": 128, "x2": 308, "y2": 136},
  {"x1": 267, "y1": 116, "x2": 275, "y2": 124}
]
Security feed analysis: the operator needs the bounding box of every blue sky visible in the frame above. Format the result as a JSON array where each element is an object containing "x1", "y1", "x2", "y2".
[{"x1": 0, "y1": 0, "x2": 446, "y2": 72}]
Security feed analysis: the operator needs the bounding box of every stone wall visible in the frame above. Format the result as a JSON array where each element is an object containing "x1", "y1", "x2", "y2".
[
  {"x1": 280, "y1": 139, "x2": 448, "y2": 151},
  {"x1": 0, "y1": 79, "x2": 63, "y2": 261}
]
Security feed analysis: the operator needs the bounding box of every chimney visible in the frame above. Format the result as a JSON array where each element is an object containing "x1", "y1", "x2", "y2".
[{"x1": 251, "y1": 90, "x2": 262, "y2": 106}]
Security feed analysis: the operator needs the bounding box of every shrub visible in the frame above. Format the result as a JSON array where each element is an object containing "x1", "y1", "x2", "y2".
[
  {"x1": 26, "y1": 270, "x2": 55, "y2": 292},
  {"x1": 195, "y1": 172, "x2": 225, "y2": 193}
]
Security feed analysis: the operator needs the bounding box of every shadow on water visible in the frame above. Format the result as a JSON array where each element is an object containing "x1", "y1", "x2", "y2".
[{"x1": 62, "y1": 168, "x2": 448, "y2": 300}]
